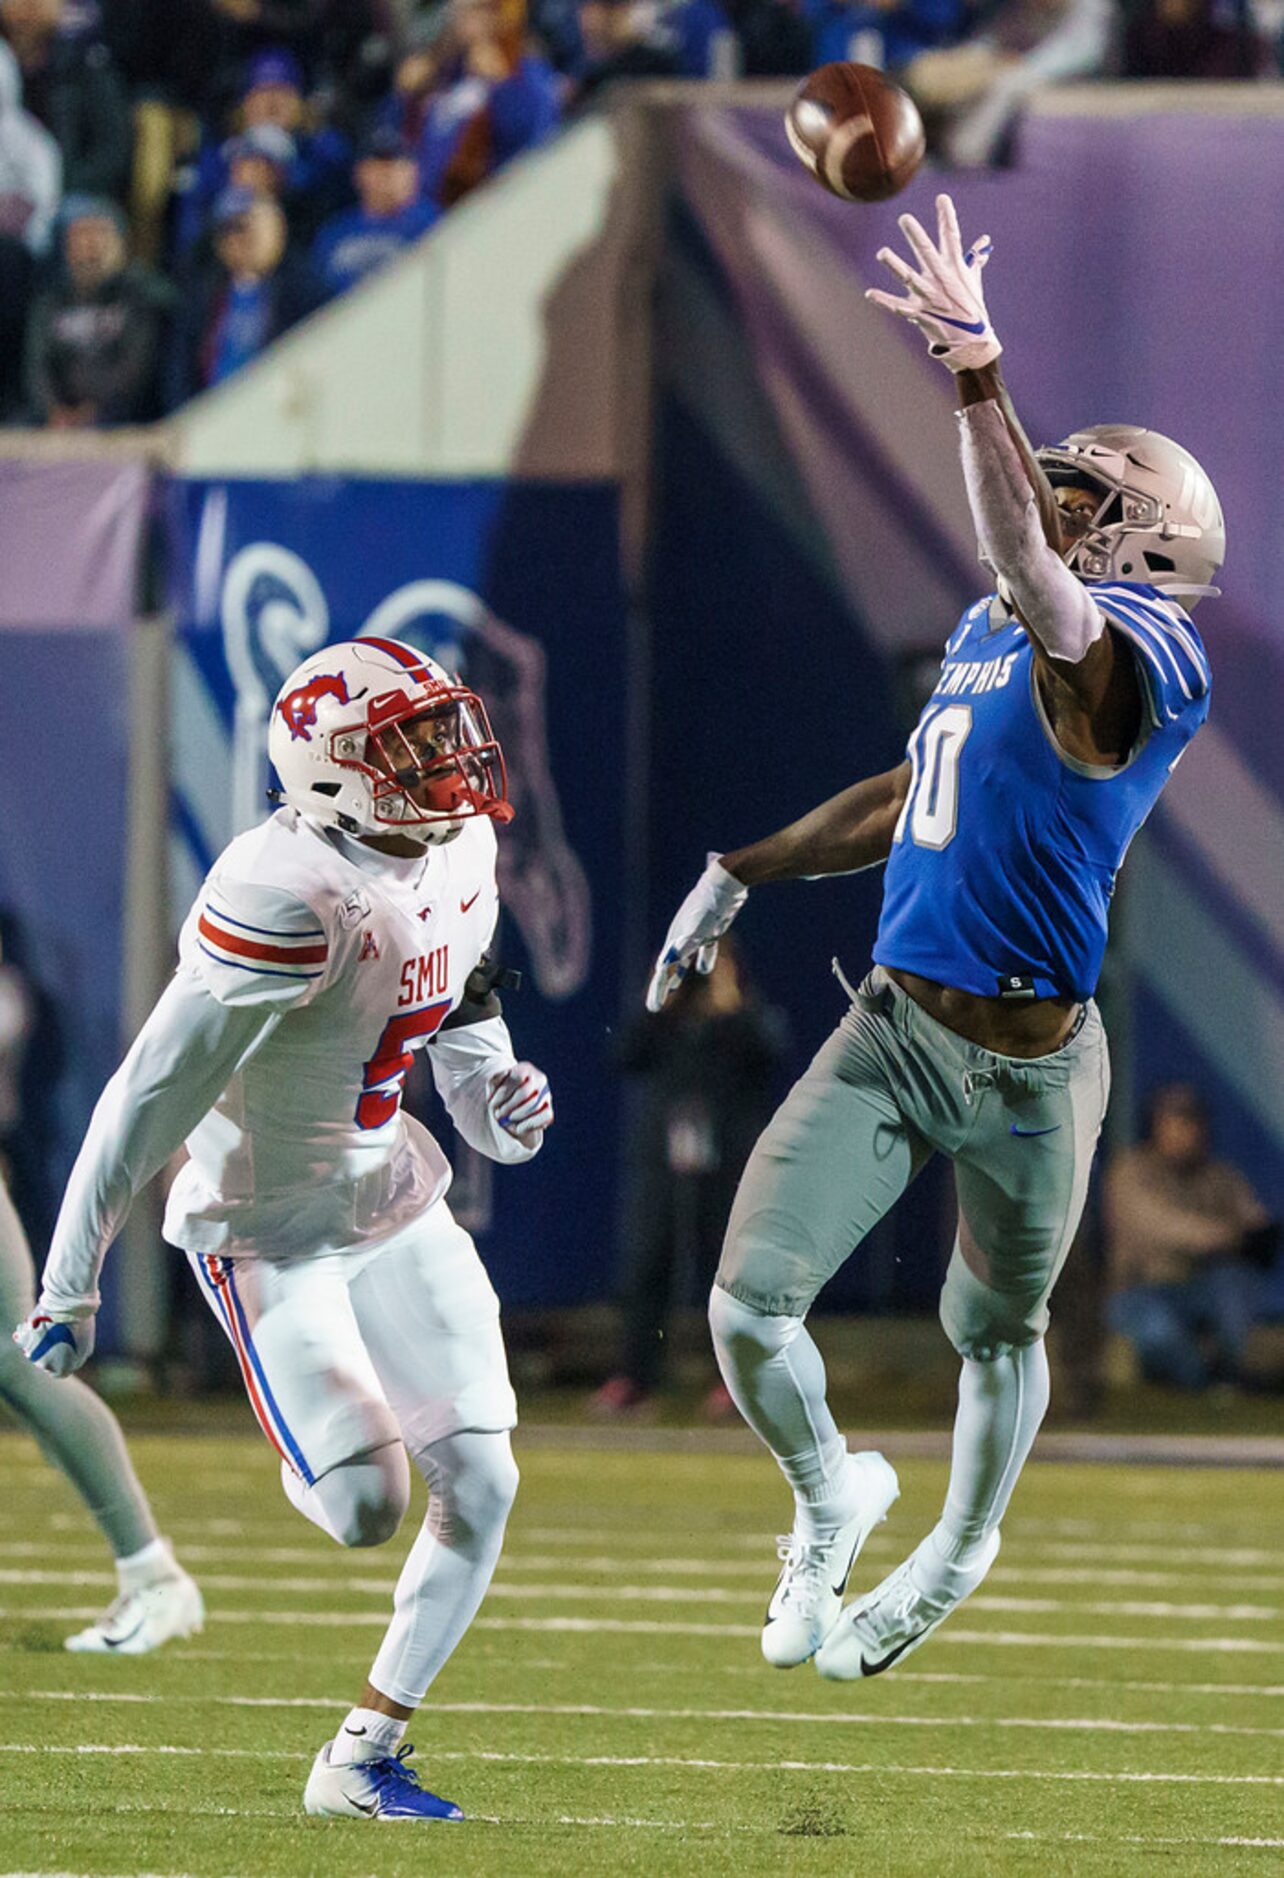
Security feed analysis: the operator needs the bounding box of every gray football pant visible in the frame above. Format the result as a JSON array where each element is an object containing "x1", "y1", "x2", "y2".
[
  {"x1": 0, "y1": 1179, "x2": 157, "y2": 1559},
  {"x1": 717, "y1": 966, "x2": 1110, "y2": 1357}
]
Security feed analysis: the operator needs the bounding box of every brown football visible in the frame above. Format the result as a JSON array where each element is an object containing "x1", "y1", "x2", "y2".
[{"x1": 784, "y1": 63, "x2": 926, "y2": 203}]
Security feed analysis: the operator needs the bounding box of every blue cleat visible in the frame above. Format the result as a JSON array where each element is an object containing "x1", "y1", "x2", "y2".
[{"x1": 302, "y1": 1741, "x2": 464, "y2": 1819}]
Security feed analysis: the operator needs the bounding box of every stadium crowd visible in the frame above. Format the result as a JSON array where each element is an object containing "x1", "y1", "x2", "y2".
[{"x1": 0, "y1": 0, "x2": 1274, "y2": 428}]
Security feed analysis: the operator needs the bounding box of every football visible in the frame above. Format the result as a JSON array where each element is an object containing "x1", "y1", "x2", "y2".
[{"x1": 784, "y1": 63, "x2": 926, "y2": 203}]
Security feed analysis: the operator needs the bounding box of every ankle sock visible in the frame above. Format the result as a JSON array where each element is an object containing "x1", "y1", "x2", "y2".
[{"x1": 330, "y1": 1706, "x2": 407, "y2": 1767}]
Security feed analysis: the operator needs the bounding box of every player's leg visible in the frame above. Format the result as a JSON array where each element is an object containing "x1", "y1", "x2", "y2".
[
  {"x1": 0, "y1": 1178, "x2": 202, "y2": 1652},
  {"x1": 186, "y1": 1248, "x2": 411, "y2": 1548},
  {"x1": 302, "y1": 1204, "x2": 518, "y2": 1820},
  {"x1": 711, "y1": 985, "x2": 929, "y2": 1663},
  {"x1": 819, "y1": 1004, "x2": 1110, "y2": 1679}
]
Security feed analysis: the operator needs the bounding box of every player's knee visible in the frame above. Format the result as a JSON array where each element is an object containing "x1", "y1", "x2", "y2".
[
  {"x1": 709, "y1": 1283, "x2": 800, "y2": 1369},
  {"x1": 322, "y1": 1445, "x2": 411, "y2": 1549},
  {"x1": 939, "y1": 1248, "x2": 1049, "y2": 1362},
  {"x1": 448, "y1": 1439, "x2": 519, "y2": 1541}
]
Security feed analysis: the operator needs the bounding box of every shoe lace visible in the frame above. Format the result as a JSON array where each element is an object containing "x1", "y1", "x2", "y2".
[
  {"x1": 369, "y1": 1744, "x2": 423, "y2": 1795},
  {"x1": 774, "y1": 1535, "x2": 829, "y2": 1607}
]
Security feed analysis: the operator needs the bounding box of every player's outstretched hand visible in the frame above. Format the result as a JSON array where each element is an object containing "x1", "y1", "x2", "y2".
[
  {"x1": 13, "y1": 1305, "x2": 96, "y2": 1378},
  {"x1": 646, "y1": 854, "x2": 749, "y2": 1012},
  {"x1": 488, "y1": 1062, "x2": 554, "y2": 1141},
  {"x1": 866, "y1": 192, "x2": 1001, "y2": 374}
]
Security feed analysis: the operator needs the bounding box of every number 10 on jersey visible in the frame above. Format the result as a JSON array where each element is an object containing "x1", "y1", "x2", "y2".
[{"x1": 893, "y1": 703, "x2": 972, "y2": 852}]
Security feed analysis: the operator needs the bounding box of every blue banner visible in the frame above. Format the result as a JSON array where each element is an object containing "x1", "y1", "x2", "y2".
[{"x1": 166, "y1": 476, "x2": 628, "y2": 1306}]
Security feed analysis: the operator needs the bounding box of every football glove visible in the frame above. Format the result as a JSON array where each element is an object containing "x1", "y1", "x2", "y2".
[
  {"x1": 646, "y1": 854, "x2": 749, "y2": 1013},
  {"x1": 13, "y1": 1305, "x2": 96, "y2": 1378},
  {"x1": 487, "y1": 1062, "x2": 554, "y2": 1141},
  {"x1": 866, "y1": 192, "x2": 1001, "y2": 374}
]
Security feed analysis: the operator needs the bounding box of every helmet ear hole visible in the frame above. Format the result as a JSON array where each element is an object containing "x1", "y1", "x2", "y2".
[{"x1": 312, "y1": 782, "x2": 341, "y2": 798}]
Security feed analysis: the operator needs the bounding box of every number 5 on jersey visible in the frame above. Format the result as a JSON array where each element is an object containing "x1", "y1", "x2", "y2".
[
  {"x1": 894, "y1": 703, "x2": 972, "y2": 852},
  {"x1": 356, "y1": 1001, "x2": 451, "y2": 1130}
]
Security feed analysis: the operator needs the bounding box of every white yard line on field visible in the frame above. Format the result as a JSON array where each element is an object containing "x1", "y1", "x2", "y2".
[
  {"x1": 15, "y1": 1690, "x2": 1284, "y2": 1740},
  {"x1": 1, "y1": 1569, "x2": 1276, "y2": 1622},
  {"x1": 7, "y1": 1605, "x2": 1284, "y2": 1651},
  {"x1": 0, "y1": 1742, "x2": 1280, "y2": 1785},
  {"x1": 7, "y1": 1538, "x2": 1281, "y2": 1588}
]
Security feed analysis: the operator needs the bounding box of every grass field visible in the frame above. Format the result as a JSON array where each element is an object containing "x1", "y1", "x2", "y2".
[{"x1": 1, "y1": 1427, "x2": 1282, "y2": 1876}]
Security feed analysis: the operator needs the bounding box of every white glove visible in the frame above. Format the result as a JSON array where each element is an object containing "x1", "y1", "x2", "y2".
[
  {"x1": 487, "y1": 1062, "x2": 554, "y2": 1141},
  {"x1": 646, "y1": 854, "x2": 748, "y2": 1013},
  {"x1": 866, "y1": 193, "x2": 1001, "y2": 374},
  {"x1": 13, "y1": 1304, "x2": 96, "y2": 1378}
]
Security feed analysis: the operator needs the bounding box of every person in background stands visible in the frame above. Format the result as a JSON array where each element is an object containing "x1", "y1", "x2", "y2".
[
  {"x1": 593, "y1": 944, "x2": 787, "y2": 1419},
  {"x1": 311, "y1": 124, "x2": 436, "y2": 300},
  {"x1": 403, "y1": 0, "x2": 560, "y2": 211},
  {"x1": 1105, "y1": 1083, "x2": 1274, "y2": 1391},
  {"x1": 25, "y1": 194, "x2": 175, "y2": 425},
  {"x1": 0, "y1": 0, "x2": 131, "y2": 199},
  {"x1": 167, "y1": 186, "x2": 322, "y2": 405},
  {"x1": 0, "y1": 38, "x2": 58, "y2": 417}
]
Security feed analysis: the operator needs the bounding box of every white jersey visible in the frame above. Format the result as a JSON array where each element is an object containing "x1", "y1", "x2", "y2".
[
  {"x1": 165, "y1": 807, "x2": 500, "y2": 1259},
  {"x1": 41, "y1": 807, "x2": 538, "y2": 1311}
]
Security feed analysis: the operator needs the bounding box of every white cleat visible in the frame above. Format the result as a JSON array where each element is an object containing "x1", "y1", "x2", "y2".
[
  {"x1": 64, "y1": 1569, "x2": 204, "y2": 1654},
  {"x1": 761, "y1": 1451, "x2": 900, "y2": 1669},
  {"x1": 816, "y1": 1528, "x2": 1000, "y2": 1680},
  {"x1": 303, "y1": 1742, "x2": 464, "y2": 1820}
]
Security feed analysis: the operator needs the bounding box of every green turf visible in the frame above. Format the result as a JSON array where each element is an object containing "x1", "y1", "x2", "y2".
[{"x1": 1, "y1": 1430, "x2": 1282, "y2": 1876}]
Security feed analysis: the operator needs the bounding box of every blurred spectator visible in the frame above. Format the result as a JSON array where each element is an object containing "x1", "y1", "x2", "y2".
[
  {"x1": 310, "y1": 124, "x2": 437, "y2": 299},
  {"x1": 1122, "y1": 0, "x2": 1269, "y2": 75},
  {"x1": 0, "y1": 0, "x2": 131, "y2": 198},
  {"x1": 396, "y1": 0, "x2": 560, "y2": 210},
  {"x1": 167, "y1": 188, "x2": 323, "y2": 406},
  {"x1": 24, "y1": 193, "x2": 174, "y2": 426},
  {"x1": 0, "y1": 907, "x2": 60, "y2": 1254},
  {"x1": 903, "y1": 0, "x2": 1111, "y2": 167},
  {"x1": 175, "y1": 46, "x2": 351, "y2": 254},
  {"x1": 0, "y1": 37, "x2": 57, "y2": 417},
  {"x1": 0, "y1": 33, "x2": 59, "y2": 247},
  {"x1": 808, "y1": 0, "x2": 965, "y2": 74},
  {"x1": 1105, "y1": 1083, "x2": 1275, "y2": 1390},
  {"x1": 717, "y1": 0, "x2": 814, "y2": 73},
  {"x1": 571, "y1": 0, "x2": 684, "y2": 104},
  {"x1": 592, "y1": 944, "x2": 787, "y2": 1418},
  {"x1": 222, "y1": 121, "x2": 296, "y2": 201}
]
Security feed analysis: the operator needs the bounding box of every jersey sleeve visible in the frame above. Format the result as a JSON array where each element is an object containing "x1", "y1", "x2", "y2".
[
  {"x1": 181, "y1": 870, "x2": 331, "y2": 1010},
  {"x1": 1092, "y1": 583, "x2": 1211, "y2": 729}
]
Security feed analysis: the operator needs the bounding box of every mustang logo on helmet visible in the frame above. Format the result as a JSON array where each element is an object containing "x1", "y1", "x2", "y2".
[{"x1": 277, "y1": 672, "x2": 356, "y2": 742}]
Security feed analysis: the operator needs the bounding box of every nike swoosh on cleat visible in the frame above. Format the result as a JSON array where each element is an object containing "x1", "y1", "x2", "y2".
[
  {"x1": 102, "y1": 1618, "x2": 146, "y2": 1650},
  {"x1": 1010, "y1": 1124, "x2": 1061, "y2": 1137},
  {"x1": 831, "y1": 1535, "x2": 863, "y2": 1599},
  {"x1": 347, "y1": 1796, "x2": 378, "y2": 1816},
  {"x1": 860, "y1": 1632, "x2": 926, "y2": 1676}
]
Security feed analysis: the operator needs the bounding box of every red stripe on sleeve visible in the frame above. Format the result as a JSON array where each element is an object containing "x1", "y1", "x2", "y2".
[{"x1": 199, "y1": 914, "x2": 328, "y2": 967}]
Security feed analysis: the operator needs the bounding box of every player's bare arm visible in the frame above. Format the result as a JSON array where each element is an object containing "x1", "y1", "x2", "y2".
[
  {"x1": 646, "y1": 764, "x2": 909, "y2": 1011},
  {"x1": 869, "y1": 196, "x2": 1143, "y2": 769},
  {"x1": 722, "y1": 763, "x2": 911, "y2": 885}
]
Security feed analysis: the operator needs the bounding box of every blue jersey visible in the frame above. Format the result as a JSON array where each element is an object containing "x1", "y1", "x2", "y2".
[{"x1": 873, "y1": 583, "x2": 1211, "y2": 1003}]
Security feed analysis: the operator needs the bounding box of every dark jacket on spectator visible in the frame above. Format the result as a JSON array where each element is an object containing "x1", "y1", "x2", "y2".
[
  {"x1": 24, "y1": 261, "x2": 175, "y2": 425},
  {"x1": 165, "y1": 248, "x2": 323, "y2": 409},
  {"x1": 15, "y1": 29, "x2": 132, "y2": 200}
]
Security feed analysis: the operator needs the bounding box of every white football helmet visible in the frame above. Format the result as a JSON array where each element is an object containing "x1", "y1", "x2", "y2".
[
  {"x1": 268, "y1": 637, "x2": 512, "y2": 846},
  {"x1": 1036, "y1": 425, "x2": 1224, "y2": 601}
]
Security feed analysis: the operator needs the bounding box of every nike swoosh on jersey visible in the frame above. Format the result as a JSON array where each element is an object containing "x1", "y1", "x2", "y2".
[
  {"x1": 460, "y1": 891, "x2": 480, "y2": 913},
  {"x1": 1010, "y1": 1124, "x2": 1061, "y2": 1138},
  {"x1": 861, "y1": 1631, "x2": 925, "y2": 1676}
]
